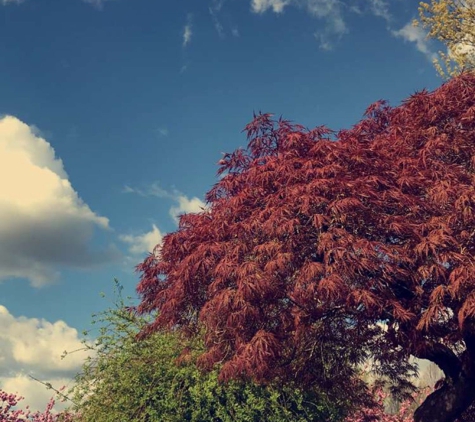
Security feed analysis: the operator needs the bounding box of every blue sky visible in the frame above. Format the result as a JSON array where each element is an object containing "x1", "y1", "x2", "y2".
[{"x1": 0, "y1": 0, "x2": 443, "y2": 412}]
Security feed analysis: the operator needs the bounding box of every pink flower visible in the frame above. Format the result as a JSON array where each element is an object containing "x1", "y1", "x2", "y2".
[
  {"x1": 0, "y1": 389, "x2": 79, "y2": 422},
  {"x1": 345, "y1": 387, "x2": 431, "y2": 422}
]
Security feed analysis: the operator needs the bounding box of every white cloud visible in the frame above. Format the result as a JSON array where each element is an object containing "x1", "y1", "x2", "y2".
[
  {"x1": 248, "y1": 0, "x2": 403, "y2": 50},
  {"x1": 306, "y1": 0, "x2": 348, "y2": 49},
  {"x1": 1, "y1": 0, "x2": 23, "y2": 4},
  {"x1": 0, "y1": 374, "x2": 74, "y2": 414},
  {"x1": 447, "y1": 38, "x2": 475, "y2": 67},
  {"x1": 211, "y1": 0, "x2": 225, "y2": 12},
  {"x1": 451, "y1": 42, "x2": 475, "y2": 58},
  {"x1": 314, "y1": 18, "x2": 347, "y2": 49},
  {"x1": 0, "y1": 115, "x2": 118, "y2": 287},
  {"x1": 169, "y1": 195, "x2": 206, "y2": 224},
  {"x1": 122, "y1": 182, "x2": 168, "y2": 198},
  {"x1": 368, "y1": 0, "x2": 391, "y2": 23},
  {"x1": 119, "y1": 224, "x2": 163, "y2": 256},
  {"x1": 209, "y1": 6, "x2": 225, "y2": 38},
  {"x1": 251, "y1": 0, "x2": 290, "y2": 13},
  {"x1": 304, "y1": 0, "x2": 341, "y2": 18},
  {"x1": 183, "y1": 15, "x2": 193, "y2": 47},
  {"x1": 123, "y1": 182, "x2": 206, "y2": 225},
  {"x1": 183, "y1": 25, "x2": 192, "y2": 46},
  {"x1": 121, "y1": 182, "x2": 206, "y2": 260},
  {"x1": 0, "y1": 305, "x2": 94, "y2": 413},
  {"x1": 449, "y1": 0, "x2": 475, "y2": 64},
  {"x1": 0, "y1": 307, "x2": 88, "y2": 372},
  {"x1": 392, "y1": 22, "x2": 437, "y2": 61},
  {"x1": 251, "y1": 0, "x2": 347, "y2": 49},
  {"x1": 410, "y1": 357, "x2": 444, "y2": 388},
  {"x1": 209, "y1": 0, "x2": 240, "y2": 38}
]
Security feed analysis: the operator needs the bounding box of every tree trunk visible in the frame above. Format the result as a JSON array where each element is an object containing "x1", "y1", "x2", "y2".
[{"x1": 414, "y1": 372, "x2": 475, "y2": 422}]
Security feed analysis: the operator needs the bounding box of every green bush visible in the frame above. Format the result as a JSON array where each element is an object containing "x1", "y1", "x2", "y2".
[{"x1": 63, "y1": 280, "x2": 349, "y2": 422}]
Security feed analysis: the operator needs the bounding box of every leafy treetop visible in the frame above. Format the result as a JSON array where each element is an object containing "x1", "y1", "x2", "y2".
[
  {"x1": 416, "y1": 0, "x2": 475, "y2": 78},
  {"x1": 136, "y1": 73, "x2": 475, "y2": 422}
]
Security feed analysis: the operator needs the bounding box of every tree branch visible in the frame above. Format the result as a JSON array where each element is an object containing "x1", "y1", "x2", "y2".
[
  {"x1": 462, "y1": 321, "x2": 475, "y2": 363},
  {"x1": 415, "y1": 342, "x2": 462, "y2": 382}
]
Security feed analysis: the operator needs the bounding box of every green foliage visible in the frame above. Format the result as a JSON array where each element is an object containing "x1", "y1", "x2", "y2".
[{"x1": 63, "y1": 279, "x2": 348, "y2": 422}]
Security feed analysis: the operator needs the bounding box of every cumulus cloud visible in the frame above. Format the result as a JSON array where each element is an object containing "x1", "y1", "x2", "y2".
[
  {"x1": 0, "y1": 305, "x2": 94, "y2": 412},
  {"x1": 392, "y1": 22, "x2": 437, "y2": 61},
  {"x1": 119, "y1": 224, "x2": 163, "y2": 256},
  {"x1": 169, "y1": 195, "x2": 206, "y2": 223},
  {"x1": 0, "y1": 115, "x2": 118, "y2": 287},
  {"x1": 0, "y1": 374, "x2": 74, "y2": 414}
]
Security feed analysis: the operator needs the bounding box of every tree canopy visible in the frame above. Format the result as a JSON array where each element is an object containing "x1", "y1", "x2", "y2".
[
  {"x1": 135, "y1": 73, "x2": 475, "y2": 422},
  {"x1": 416, "y1": 0, "x2": 475, "y2": 78}
]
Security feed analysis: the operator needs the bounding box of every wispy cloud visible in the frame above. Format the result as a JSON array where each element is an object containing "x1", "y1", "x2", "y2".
[
  {"x1": 303, "y1": 0, "x2": 348, "y2": 50},
  {"x1": 248, "y1": 0, "x2": 400, "y2": 50},
  {"x1": 2, "y1": 0, "x2": 117, "y2": 7},
  {"x1": 251, "y1": 0, "x2": 347, "y2": 50},
  {"x1": 251, "y1": 0, "x2": 290, "y2": 14},
  {"x1": 82, "y1": 0, "x2": 117, "y2": 10},
  {"x1": 0, "y1": 115, "x2": 119, "y2": 287},
  {"x1": 123, "y1": 182, "x2": 206, "y2": 224},
  {"x1": 367, "y1": 0, "x2": 391, "y2": 23},
  {"x1": 209, "y1": 6, "x2": 225, "y2": 38},
  {"x1": 124, "y1": 183, "x2": 207, "y2": 218},
  {"x1": 157, "y1": 127, "x2": 169, "y2": 137},
  {"x1": 313, "y1": 14, "x2": 347, "y2": 50},
  {"x1": 120, "y1": 183, "x2": 206, "y2": 260},
  {"x1": 122, "y1": 182, "x2": 168, "y2": 198},
  {"x1": 209, "y1": 0, "x2": 240, "y2": 39},
  {"x1": 183, "y1": 14, "x2": 193, "y2": 47},
  {"x1": 392, "y1": 22, "x2": 437, "y2": 62}
]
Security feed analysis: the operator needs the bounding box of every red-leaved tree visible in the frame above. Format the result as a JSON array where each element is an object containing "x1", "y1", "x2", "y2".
[{"x1": 135, "y1": 73, "x2": 475, "y2": 422}]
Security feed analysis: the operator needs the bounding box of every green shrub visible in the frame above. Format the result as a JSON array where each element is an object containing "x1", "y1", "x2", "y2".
[{"x1": 63, "y1": 280, "x2": 349, "y2": 422}]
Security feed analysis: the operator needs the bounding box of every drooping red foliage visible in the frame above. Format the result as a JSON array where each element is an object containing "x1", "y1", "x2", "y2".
[{"x1": 136, "y1": 73, "x2": 475, "y2": 422}]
